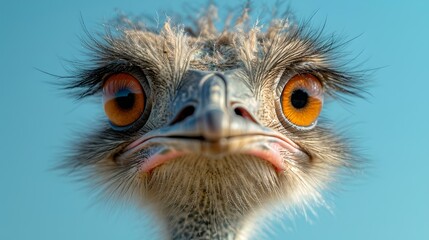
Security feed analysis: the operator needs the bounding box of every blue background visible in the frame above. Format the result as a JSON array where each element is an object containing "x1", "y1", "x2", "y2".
[{"x1": 1, "y1": 0, "x2": 428, "y2": 239}]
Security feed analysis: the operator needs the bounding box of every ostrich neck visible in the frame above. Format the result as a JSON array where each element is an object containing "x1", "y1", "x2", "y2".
[
  {"x1": 163, "y1": 202, "x2": 251, "y2": 240},
  {"x1": 148, "y1": 157, "x2": 273, "y2": 239}
]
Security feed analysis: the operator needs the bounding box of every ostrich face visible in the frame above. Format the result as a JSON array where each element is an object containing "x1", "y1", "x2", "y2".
[
  {"x1": 117, "y1": 69, "x2": 313, "y2": 172},
  {"x1": 65, "y1": 7, "x2": 362, "y2": 239}
]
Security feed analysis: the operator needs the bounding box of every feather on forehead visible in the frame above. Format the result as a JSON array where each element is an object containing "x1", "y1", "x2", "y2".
[
  {"x1": 120, "y1": 16, "x2": 315, "y2": 69},
  {"x1": 67, "y1": 4, "x2": 364, "y2": 101}
]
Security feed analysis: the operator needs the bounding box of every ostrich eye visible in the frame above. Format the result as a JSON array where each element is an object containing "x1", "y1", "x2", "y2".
[
  {"x1": 102, "y1": 73, "x2": 145, "y2": 127},
  {"x1": 280, "y1": 74, "x2": 323, "y2": 127}
]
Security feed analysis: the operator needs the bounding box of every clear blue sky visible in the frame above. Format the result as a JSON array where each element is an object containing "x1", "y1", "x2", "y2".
[{"x1": 1, "y1": 0, "x2": 428, "y2": 239}]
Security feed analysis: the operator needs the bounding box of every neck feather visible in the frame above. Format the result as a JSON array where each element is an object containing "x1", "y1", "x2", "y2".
[{"x1": 163, "y1": 202, "x2": 251, "y2": 240}]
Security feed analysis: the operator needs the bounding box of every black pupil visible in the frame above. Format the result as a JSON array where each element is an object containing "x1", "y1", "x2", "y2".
[
  {"x1": 290, "y1": 89, "x2": 309, "y2": 109},
  {"x1": 115, "y1": 89, "x2": 135, "y2": 110}
]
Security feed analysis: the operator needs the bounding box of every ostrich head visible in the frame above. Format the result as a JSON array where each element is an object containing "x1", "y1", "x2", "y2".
[{"x1": 63, "y1": 5, "x2": 363, "y2": 240}]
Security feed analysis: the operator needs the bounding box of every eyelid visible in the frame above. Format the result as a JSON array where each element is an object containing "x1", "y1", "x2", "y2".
[
  {"x1": 277, "y1": 73, "x2": 324, "y2": 129},
  {"x1": 103, "y1": 73, "x2": 146, "y2": 127},
  {"x1": 100, "y1": 68, "x2": 152, "y2": 131}
]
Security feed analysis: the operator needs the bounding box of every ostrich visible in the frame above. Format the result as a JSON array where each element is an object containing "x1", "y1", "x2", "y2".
[{"x1": 63, "y1": 4, "x2": 364, "y2": 240}]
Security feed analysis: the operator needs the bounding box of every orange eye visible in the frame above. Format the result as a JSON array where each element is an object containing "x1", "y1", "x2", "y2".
[
  {"x1": 280, "y1": 74, "x2": 323, "y2": 127},
  {"x1": 102, "y1": 73, "x2": 145, "y2": 127}
]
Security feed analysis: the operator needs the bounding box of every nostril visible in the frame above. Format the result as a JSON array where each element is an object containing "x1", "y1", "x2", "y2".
[
  {"x1": 170, "y1": 105, "x2": 196, "y2": 125},
  {"x1": 234, "y1": 106, "x2": 256, "y2": 122}
]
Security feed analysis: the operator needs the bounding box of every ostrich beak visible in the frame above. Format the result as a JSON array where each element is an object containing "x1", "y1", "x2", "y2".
[{"x1": 118, "y1": 70, "x2": 308, "y2": 172}]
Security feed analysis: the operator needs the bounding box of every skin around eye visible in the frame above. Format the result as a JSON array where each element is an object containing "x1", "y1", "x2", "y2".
[
  {"x1": 102, "y1": 73, "x2": 145, "y2": 127},
  {"x1": 281, "y1": 74, "x2": 323, "y2": 127}
]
